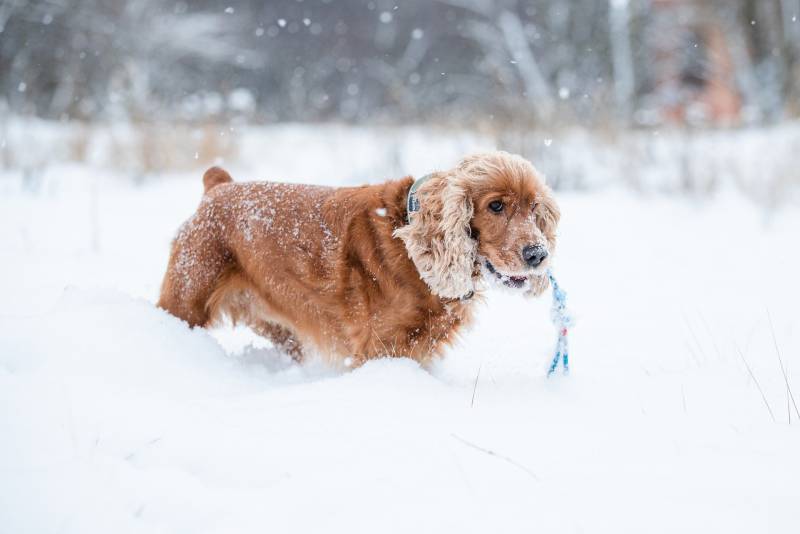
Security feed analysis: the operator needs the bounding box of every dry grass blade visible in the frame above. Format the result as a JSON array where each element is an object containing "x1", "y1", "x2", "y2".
[
  {"x1": 370, "y1": 326, "x2": 393, "y2": 357},
  {"x1": 735, "y1": 343, "x2": 775, "y2": 422},
  {"x1": 451, "y1": 434, "x2": 539, "y2": 481},
  {"x1": 698, "y1": 311, "x2": 724, "y2": 361},
  {"x1": 470, "y1": 363, "x2": 482, "y2": 408},
  {"x1": 766, "y1": 310, "x2": 800, "y2": 421},
  {"x1": 681, "y1": 311, "x2": 707, "y2": 364},
  {"x1": 681, "y1": 384, "x2": 688, "y2": 414}
]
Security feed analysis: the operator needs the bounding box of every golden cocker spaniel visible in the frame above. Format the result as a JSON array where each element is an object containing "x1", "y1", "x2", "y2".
[{"x1": 158, "y1": 151, "x2": 560, "y2": 365}]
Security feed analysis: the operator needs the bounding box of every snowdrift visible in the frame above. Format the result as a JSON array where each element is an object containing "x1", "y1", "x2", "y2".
[{"x1": 2, "y1": 161, "x2": 800, "y2": 533}]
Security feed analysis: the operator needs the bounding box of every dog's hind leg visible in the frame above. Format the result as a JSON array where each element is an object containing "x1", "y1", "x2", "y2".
[
  {"x1": 158, "y1": 223, "x2": 233, "y2": 328},
  {"x1": 198, "y1": 271, "x2": 305, "y2": 361},
  {"x1": 250, "y1": 321, "x2": 304, "y2": 361}
]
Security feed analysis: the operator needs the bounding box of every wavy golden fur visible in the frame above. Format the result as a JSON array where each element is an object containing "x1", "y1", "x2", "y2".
[{"x1": 158, "y1": 151, "x2": 560, "y2": 366}]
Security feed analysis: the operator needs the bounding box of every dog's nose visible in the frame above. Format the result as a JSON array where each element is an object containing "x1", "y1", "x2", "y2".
[{"x1": 522, "y1": 244, "x2": 548, "y2": 267}]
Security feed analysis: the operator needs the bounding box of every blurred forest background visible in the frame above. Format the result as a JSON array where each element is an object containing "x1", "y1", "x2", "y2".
[
  {"x1": 2, "y1": 0, "x2": 799, "y2": 126},
  {"x1": 1, "y1": 0, "x2": 799, "y2": 198}
]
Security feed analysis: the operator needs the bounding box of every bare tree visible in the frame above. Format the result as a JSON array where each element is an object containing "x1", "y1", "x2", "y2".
[{"x1": 1, "y1": 0, "x2": 797, "y2": 126}]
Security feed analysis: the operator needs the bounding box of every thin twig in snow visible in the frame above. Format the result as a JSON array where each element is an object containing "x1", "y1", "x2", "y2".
[
  {"x1": 451, "y1": 433, "x2": 539, "y2": 481},
  {"x1": 698, "y1": 311, "x2": 724, "y2": 362},
  {"x1": 681, "y1": 311, "x2": 707, "y2": 364},
  {"x1": 735, "y1": 343, "x2": 776, "y2": 422},
  {"x1": 470, "y1": 363, "x2": 482, "y2": 408},
  {"x1": 743, "y1": 319, "x2": 761, "y2": 357},
  {"x1": 681, "y1": 384, "x2": 688, "y2": 414},
  {"x1": 766, "y1": 309, "x2": 800, "y2": 421}
]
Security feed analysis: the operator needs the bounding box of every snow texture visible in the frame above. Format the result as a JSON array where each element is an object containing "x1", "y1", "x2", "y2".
[{"x1": 2, "y1": 151, "x2": 800, "y2": 533}]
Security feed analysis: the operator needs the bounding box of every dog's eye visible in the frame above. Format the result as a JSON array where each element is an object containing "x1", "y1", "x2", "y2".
[{"x1": 488, "y1": 200, "x2": 504, "y2": 213}]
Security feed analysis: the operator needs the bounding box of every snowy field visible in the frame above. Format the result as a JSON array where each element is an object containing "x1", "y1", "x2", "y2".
[{"x1": 2, "y1": 145, "x2": 800, "y2": 533}]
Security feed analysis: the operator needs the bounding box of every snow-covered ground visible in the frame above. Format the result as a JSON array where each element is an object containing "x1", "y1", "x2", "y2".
[{"x1": 2, "y1": 153, "x2": 800, "y2": 533}]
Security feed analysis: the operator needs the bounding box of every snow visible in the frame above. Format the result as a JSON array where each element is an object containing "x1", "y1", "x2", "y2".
[
  {"x1": 5, "y1": 116, "x2": 800, "y2": 204},
  {"x1": 2, "y1": 145, "x2": 800, "y2": 533}
]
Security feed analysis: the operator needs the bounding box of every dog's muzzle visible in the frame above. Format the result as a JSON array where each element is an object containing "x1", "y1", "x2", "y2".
[{"x1": 483, "y1": 260, "x2": 532, "y2": 289}]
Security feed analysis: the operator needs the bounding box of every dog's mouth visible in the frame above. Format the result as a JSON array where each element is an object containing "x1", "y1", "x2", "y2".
[{"x1": 482, "y1": 260, "x2": 534, "y2": 290}]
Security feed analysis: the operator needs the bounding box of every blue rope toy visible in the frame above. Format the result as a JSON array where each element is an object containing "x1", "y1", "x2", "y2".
[{"x1": 546, "y1": 269, "x2": 572, "y2": 377}]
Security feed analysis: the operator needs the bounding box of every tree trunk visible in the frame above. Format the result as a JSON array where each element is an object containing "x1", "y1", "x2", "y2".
[{"x1": 609, "y1": 0, "x2": 636, "y2": 122}]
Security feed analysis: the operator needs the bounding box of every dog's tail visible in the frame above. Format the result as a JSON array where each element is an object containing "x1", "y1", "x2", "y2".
[{"x1": 203, "y1": 166, "x2": 233, "y2": 193}]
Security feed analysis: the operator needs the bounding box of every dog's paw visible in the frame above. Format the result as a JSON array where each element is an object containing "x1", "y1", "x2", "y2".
[{"x1": 526, "y1": 274, "x2": 550, "y2": 297}]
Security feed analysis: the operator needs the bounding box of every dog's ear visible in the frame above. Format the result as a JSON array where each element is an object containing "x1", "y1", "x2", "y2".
[
  {"x1": 394, "y1": 174, "x2": 477, "y2": 299},
  {"x1": 537, "y1": 187, "x2": 560, "y2": 248}
]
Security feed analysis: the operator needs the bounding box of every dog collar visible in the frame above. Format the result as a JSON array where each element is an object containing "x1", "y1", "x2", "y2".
[
  {"x1": 440, "y1": 290, "x2": 475, "y2": 304},
  {"x1": 406, "y1": 173, "x2": 434, "y2": 224}
]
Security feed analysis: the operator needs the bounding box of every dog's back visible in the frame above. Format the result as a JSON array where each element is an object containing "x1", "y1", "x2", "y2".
[
  {"x1": 158, "y1": 165, "x2": 475, "y2": 365},
  {"x1": 158, "y1": 169, "x2": 344, "y2": 354}
]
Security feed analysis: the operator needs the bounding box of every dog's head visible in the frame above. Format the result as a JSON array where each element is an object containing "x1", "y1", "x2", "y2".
[{"x1": 394, "y1": 151, "x2": 559, "y2": 299}]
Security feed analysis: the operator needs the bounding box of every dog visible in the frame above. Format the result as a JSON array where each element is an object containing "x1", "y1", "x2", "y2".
[{"x1": 158, "y1": 151, "x2": 560, "y2": 366}]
